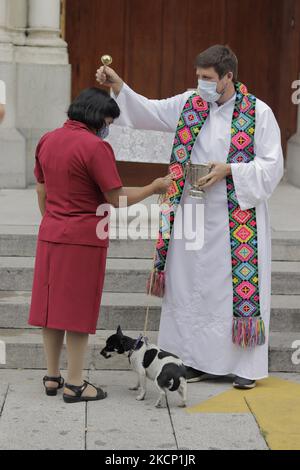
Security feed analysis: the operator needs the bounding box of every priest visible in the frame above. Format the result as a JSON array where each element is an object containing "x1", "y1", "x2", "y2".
[{"x1": 96, "y1": 45, "x2": 284, "y2": 389}]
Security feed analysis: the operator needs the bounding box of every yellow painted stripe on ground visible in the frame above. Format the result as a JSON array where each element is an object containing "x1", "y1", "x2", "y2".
[
  {"x1": 186, "y1": 377, "x2": 300, "y2": 450},
  {"x1": 187, "y1": 387, "x2": 250, "y2": 414}
]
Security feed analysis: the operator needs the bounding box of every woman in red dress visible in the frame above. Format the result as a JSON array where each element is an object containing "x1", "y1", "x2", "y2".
[{"x1": 28, "y1": 88, "x2": 172, "y2": 403}]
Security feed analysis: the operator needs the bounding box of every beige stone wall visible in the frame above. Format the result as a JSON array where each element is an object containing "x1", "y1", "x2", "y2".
[{"x1": 0, "y1": 0, "x2": 70, "y2": 189}]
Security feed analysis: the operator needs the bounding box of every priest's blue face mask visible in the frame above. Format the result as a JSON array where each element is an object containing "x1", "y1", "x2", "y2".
[
  {"x1": 97, "y1": 124, "x2": 110, "y2": 140},
  {"x1": 197, "y1": 77, "x2": 228, "y2": 103}
]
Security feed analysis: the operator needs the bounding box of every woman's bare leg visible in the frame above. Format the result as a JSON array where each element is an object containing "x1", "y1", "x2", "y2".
[
  {"x1": 42, "y1": 328, "x2": 65, "y2": 388},
  {"x1": 64, "y1": 331, "x2": 97, "y2": 398}
]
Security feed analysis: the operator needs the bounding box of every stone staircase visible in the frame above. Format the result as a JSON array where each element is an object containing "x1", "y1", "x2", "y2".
[{"x1": 0, "y1": 229, "x2": 300, "y2": 372}]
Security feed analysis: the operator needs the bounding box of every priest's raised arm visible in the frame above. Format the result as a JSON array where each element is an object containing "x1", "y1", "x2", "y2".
[
  {"x1": 112, "y1": 83, "x2": 192, "y2": 133},
  {"x1": 96, "y1": 65, "x2": 192, "y2": 133}
]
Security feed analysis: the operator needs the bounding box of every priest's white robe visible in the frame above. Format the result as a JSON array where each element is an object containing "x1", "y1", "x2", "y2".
[{"x1": 113, "y1": 83, "x2": 284, "y2": 380}]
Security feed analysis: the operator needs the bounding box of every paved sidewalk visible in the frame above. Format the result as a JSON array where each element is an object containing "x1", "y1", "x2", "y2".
[
  {"x1": 0, "y1": 369, "x2": 299, "y2": 450},
  {"x1": 0, "y1": 180, "x2": 299, "y2": 450}
]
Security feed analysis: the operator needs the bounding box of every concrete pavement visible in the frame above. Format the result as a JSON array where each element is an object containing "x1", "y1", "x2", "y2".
[
  {"x1": 0, "y1": 369, "x2": 299, "y2": 450},
  {"x1": 0, "y1": 179, "x2": 300, "y2": 450}
]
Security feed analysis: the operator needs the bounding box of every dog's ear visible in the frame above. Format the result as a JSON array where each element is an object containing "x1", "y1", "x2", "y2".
[{"x1": 116, "y1": 325, "x2": 123, "y2": 337}]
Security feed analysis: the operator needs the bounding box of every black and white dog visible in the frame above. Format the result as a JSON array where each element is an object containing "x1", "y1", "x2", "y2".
[{"x1": 100, "y1": 326, "x2": 187, "y2": 408}]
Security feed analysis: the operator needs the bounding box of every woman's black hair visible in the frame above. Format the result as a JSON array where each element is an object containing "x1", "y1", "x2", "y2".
[{"x1": 67, "y1": 87, "x2": 120, "y2": 130}]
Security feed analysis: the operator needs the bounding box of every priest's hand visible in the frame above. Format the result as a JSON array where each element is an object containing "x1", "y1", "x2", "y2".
[
  {"x1": 96, "y1": 66, "x2": 124, "y2": 97},
  {"x1": 197, "y1": 162, "x2": 232, "y2": 189}
]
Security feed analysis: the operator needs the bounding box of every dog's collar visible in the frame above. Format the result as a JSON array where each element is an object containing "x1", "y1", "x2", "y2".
[{"x1": 128, "y1": 334, "x2": 148, "y2": 360}]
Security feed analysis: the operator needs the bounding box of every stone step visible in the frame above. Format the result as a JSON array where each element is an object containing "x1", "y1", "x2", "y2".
[
  {"x1": 272, "y1": 262, "x2": 300, "y2": 295},
  {"x1": 0, "y1": 329, "x2": 299, "y2": 373},
  {"x1": 0, "y1": 231, "x2": 155, "y2": 259},
  {"x1": 270, "y1": 295, "x2": 300, "y2": 332},
  {"x1": 271, "y1": 231, "x2": 300, "y2": 261},
  {"x1": 0, "y1": 257, "x2": 300, "y2": 295},
  {"x1": 1, "y1": 229, "x2": 300, "y2": 260},
  {"x1": 269, "y1": 332, "x2": 300, "y2": 373},
  {"x1": 0, "y1": 291, "x2": 299, "y2": 332},
  {"x1": 0, "y1": 257, "x2": 152, "y2": 293},
  {"x1": 0, "y1": 292, "x2": 162, "y2": 331}
]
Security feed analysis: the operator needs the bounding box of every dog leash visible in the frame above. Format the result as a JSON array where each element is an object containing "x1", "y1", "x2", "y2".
[{"x1": 143, "y1": 192, "x2": 170, "y2": 338}]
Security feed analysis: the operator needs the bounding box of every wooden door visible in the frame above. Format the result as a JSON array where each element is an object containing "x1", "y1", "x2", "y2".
[{"x1": 65, "y1": 0, "x2": 300, "y2": 185}]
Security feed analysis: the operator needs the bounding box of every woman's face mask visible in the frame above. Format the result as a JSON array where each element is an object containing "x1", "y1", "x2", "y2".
[
  {"x1": 97, "y1": 124, "x2": 110, "y2": 140},
  {"x1": 197, "y1": 77, "x2": 228, "y2": 103}
]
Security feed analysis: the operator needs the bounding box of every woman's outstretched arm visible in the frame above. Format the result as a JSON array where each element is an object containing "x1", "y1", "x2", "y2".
[{"x1": 104, "y1": 174, "x2": 173, "y2": 208}]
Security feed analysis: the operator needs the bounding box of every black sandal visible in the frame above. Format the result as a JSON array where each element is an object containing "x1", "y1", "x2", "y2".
[
  {"x1": 63, "y1": 380, "x2": 107, "y2": 404},
  {"x1": 43, "y1": 375, "x2": 65, "y2": 396}
]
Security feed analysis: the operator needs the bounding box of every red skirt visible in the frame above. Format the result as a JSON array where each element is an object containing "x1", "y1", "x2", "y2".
[{"x1": 28, "y1": 240, "x2": 108, "y2": 334}]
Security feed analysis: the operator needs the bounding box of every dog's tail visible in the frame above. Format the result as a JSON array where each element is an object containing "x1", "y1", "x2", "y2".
[
  {"x1": 157, "y1": 364, "x2": 186, "y2": 392},
  {"x1": 167, "y1": 377, "x2": 180, "y2": 392},
  {"x1": 158, "y1": 375, "x2": 179, "y2": 392}
]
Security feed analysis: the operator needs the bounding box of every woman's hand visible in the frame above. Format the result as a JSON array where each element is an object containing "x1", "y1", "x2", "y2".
[
  {"x1": 105, "y1": 174, "x2": 174, "y2": 208},
  {"x1": 151, "y1": 174, "x2": 174, "y2": 195},
  {"x1": 197, "y1": 162, "x2": 232, "y2": 189},
  {"x1": 96, "y1": 66, "x2": 124, "y2": 96}
]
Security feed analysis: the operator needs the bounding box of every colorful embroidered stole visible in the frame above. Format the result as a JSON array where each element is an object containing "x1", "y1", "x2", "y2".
[{"x1": 147, "y1": 82, "x2": 265, "y2": 349}]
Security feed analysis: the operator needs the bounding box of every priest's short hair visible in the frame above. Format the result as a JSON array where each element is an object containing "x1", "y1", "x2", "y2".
[{"x1": 195, "y1": 45, "x2": 238, "y2": 82}]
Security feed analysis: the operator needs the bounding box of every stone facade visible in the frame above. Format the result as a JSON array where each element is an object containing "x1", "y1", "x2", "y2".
[
  {"x1": 0, "y1": 0, "x2": 70, "y2": 188},
  {"x1": 0, "y1": 0, "x2": 299, "y2": 188}
]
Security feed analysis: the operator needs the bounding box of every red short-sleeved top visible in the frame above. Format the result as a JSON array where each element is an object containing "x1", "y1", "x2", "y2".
[{"x1": 34, "y1": 119, "x2": 123, "y2": 247}]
